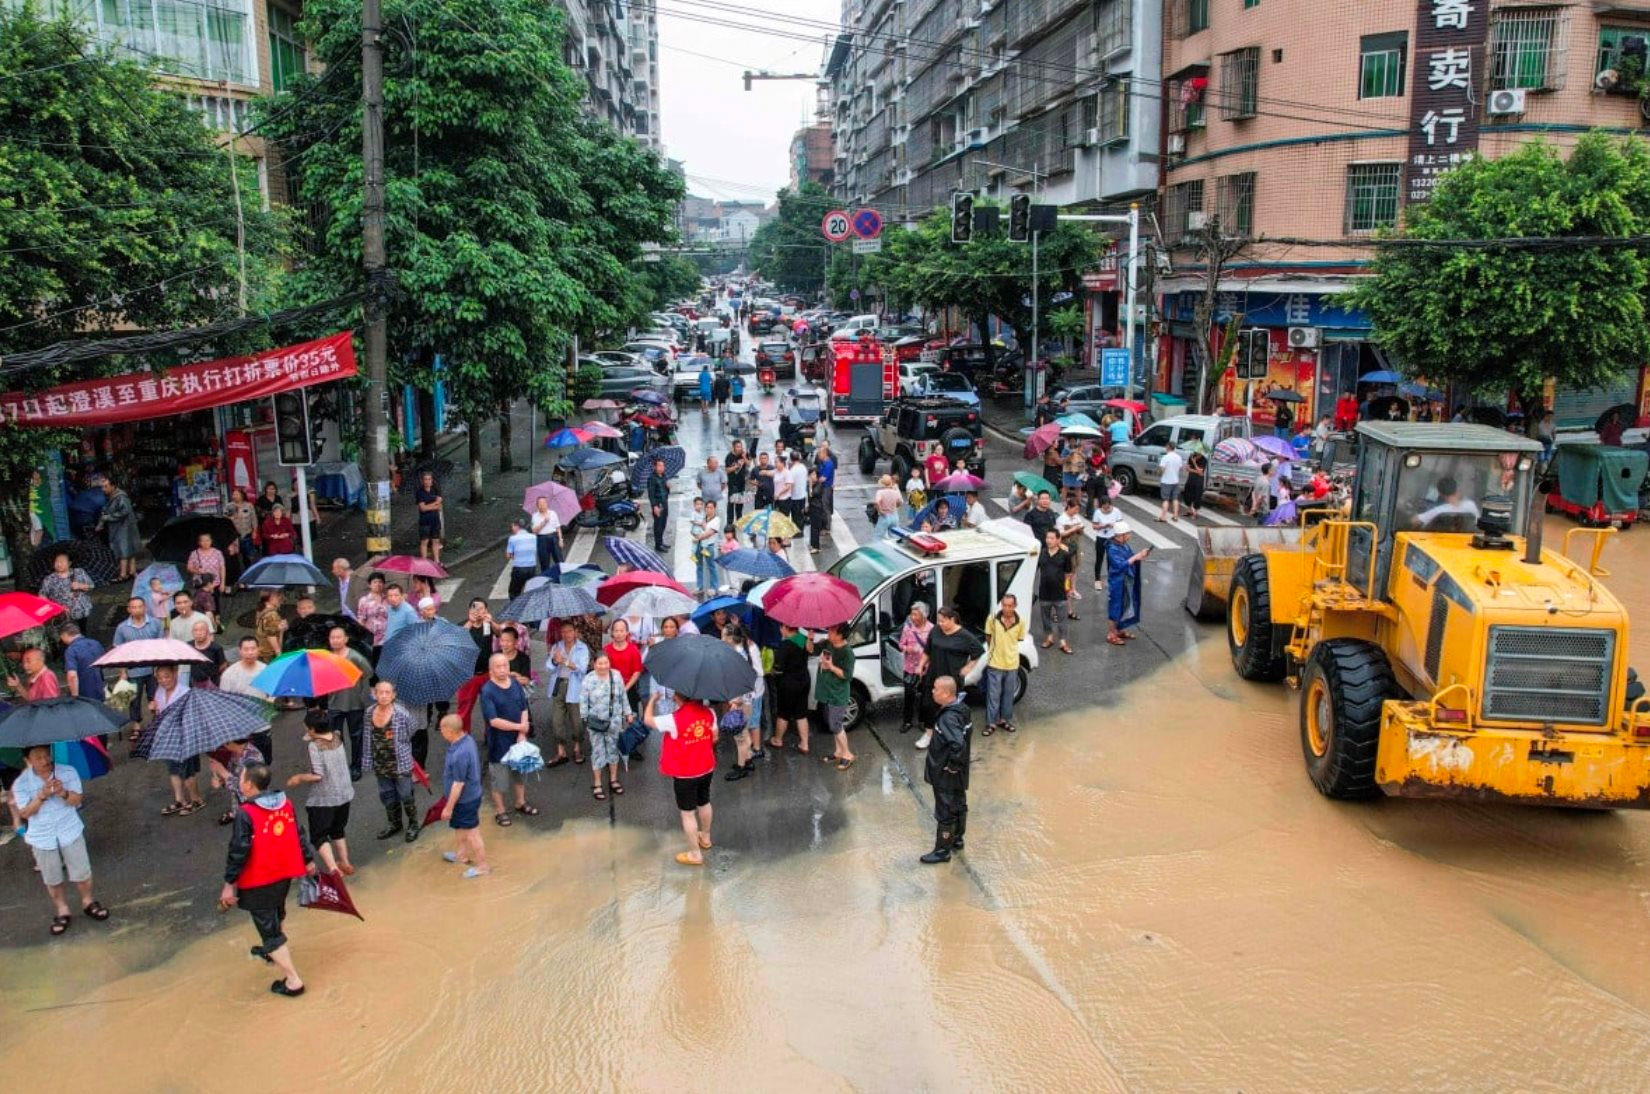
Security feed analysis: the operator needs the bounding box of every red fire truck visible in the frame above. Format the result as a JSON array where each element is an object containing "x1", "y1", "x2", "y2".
[{"x1": 829, "y1": 333, "x2": 898, "y2": 424}]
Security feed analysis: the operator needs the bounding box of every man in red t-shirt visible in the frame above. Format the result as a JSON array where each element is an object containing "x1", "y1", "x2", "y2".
[
  {"x1": 646, "y1": 694, "x2": 719, "y2": 867},
  {"x1": 6, "y1": 648, "x2": 59, "y2": 703}
]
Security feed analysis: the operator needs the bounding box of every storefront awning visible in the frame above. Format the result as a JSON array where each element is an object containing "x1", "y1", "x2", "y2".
[{"x1": 1, "y1": 332, "x2": 355, "y2": 428}]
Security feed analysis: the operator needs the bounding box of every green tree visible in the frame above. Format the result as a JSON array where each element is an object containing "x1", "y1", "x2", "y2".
[
  {"x1": 638, "y1": 254, "x2": 702, "y2": 311},
  {"x1": 0, "y1": 6, "x2": 285, "y2": 572},
  {"x1": 1348, "y1": 133, "x2": 1650, "y2": 412},
  {"x1": 747, "y1": 183, "x2": 831, "y2": 294},
  {"x1": 265, "y1": 0, "x2": 679, "y2": 499}
]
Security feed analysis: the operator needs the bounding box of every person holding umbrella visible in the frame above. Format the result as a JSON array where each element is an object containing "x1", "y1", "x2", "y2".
[
  {"x1": 722, "y1": 622, "x2": 765, "y2": 781},
  {"x1": 366, "y1": 680, "x2": 420, "y2": 842},
  {"x1": 13, "y1": 742, "x2": 111, "y2": 935},
  {"x1": 529, "y1": 496, "x2": 564, "y2": 579},
  {"x1": 644, "y1": 687, "x2": 719, "y2": 867},
  {"x1": 221, "y1": 762, "x2": 318, "y2": 998},
  {"x1": 767, "y1": 623, "x2": 812, "y2": 755},
  {"x1": 815, "y1": 623, "x2": 857, "y2": 771}
]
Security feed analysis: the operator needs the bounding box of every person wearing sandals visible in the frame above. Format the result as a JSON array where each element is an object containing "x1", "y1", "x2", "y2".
[
  {"x1": 1105, "y1": 521, "x2": 1149, "y2": 647},
  {"x1": 579, "y1": 653, "x2": 631, "y2": 801},
  {"x1": 547, "y1": 621, "x2": 589, "y2": 767},
  {"x1": 367, "y1": 680, "x2": 420, "y2": 842},
  {"x1": 1035, "y1": 529, "x2": 1076, "y2": 656},
  {"x1": 814, "y1": 623, "x2": 857, "y2": 771},
  {"x1": 644, "y1": 691, "x2": 718, "y2": 866},
  {"x1": 13, "y1": 744, "x2": 110, "y2": 936},
  {"x1": 207, "y1": 738, "x2": 265, "y2": 827},
  {"x1": 287, "y1": 712, "x2": 355, "y2": 877},
  {"x1": 479, "y1": 654, "x2": 536, "y2": 826},
  {"x1": 436, "y1": 714, "x2": 489, "y2": 878},
  {"x1": 722, "y1": 622, "x2": 765, "y2": 780},
  {"x1": 221, "y1": 763, "x2": 317, "y2": 998},
  {"x1": 983, "y1": 594, "x2": 1026, "y2": 736},
  {"x1": 151, "y1": 664, "x2": 206, "y2": 817}
]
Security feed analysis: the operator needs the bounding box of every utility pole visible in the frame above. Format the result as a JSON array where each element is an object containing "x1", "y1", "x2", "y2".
[{"x1": 361, "y1": 0, "x2": 391, "y2": 556}]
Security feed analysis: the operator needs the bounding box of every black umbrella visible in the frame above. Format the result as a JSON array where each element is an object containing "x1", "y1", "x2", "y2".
[
  {"x1": 1266, "y1": 390, "x2": 1305, "y2": 403},
  {"x1": 26, "y1": 539, "x2": 117, "y2": 588},
  {"x1": 721, "y1": 360, "x2": 757, "y2": 375},
  {"x1": 0, "y1": 696, "x2": 126, "y2": 748},
  {"x1": 642, "y1": 634, "x2": 757, "y2": 703},
  {"x1": 284, "y1": 613, "x2": 375, "y2": 661},
  {"x1": 147, "y1": 515, "x2": 239, "y2": 564}
]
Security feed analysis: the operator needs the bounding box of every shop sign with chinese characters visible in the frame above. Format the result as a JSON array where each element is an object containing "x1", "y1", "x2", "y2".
[
  {"x1": 0, "y1": 331, "x2": 356, "y2": 427},
  {"x1": 1407, "y1": 0, "x2": 1488, "y2": 205}
]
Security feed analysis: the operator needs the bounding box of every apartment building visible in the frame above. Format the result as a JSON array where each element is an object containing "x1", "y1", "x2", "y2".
[
  {"x1": 829, "y1": 0, "x2": 1161, "y2": 214},
  {"x1": 790, "y1": 120, "x2": 836, "y2": 190},
  {"x1": 1157, "y1": 0, "x2": 1650, "y2": 426}
]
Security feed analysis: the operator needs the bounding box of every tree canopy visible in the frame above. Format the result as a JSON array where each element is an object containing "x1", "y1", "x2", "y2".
[
  {"x1": 747, "y1": 183, "x2": 831, "y2": 294},
  {"x1": 1348, "y1": 133, "x2": 1650, "y2": 408}
]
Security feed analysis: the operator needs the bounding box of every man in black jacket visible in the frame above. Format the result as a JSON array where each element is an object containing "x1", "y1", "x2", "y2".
[
  {"x1": 921, "y1": 675, "x2": 972, "y2": 864},
  {"x1": 647, "y1": 457, "x2": 670, "y2": 552}
]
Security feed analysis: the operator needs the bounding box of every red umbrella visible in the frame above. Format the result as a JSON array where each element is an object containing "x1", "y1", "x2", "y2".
[
  {"x1": 596, "y1": 570, "x2": 690, "y2": 607},
  {"x1": 761, "y1": 573, "x2": 862, "y2": 629},
  {"x1": 452, "y1": 672, "x2": 488, "y2": 728},
  {"x1": 1102, "y1": 398, "x2": 1147, "y2": 413},
  {"x1": 298, "y1": 870, "x2": 364, "y2": 920},
  {"x1": 410, "y1": 760, "x2": 432, "y2": 791},
  {"x1": 422, "y1": 798, "x2": 448, "y2": 828},
  {"x1": 1023, "y1": 422, "x2": 1062, "y2": 459},
  {"x1": 371, "y1": 555, "x2": 449, "y2": 579},
  {"x1": 0, "y1": 592, "x2": 64, "y2": 641}
]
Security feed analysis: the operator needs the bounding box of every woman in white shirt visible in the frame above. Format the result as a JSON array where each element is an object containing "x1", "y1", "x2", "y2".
[
  {"x1": 721, "y1": 621, "x2": 766, "y2": 781},
  {"x1": 1090, "y1": 496, "x2": 1122, "y2": 590}
]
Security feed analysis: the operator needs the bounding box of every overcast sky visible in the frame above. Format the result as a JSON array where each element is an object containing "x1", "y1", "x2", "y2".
[{"x1": 657, "y1": 0, "x2": 841, "y2": 203}]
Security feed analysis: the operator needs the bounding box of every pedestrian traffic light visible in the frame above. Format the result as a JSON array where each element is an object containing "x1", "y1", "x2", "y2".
[
  {"x1": 272, "y1": 390, "x2": 314, "y2": 467},
  {"x1": 951, "y1": 192, "x2": 974, "y2": 244},
  {"x1": 1009, "y1": 193, "x2": 1031, "y2": 242}
]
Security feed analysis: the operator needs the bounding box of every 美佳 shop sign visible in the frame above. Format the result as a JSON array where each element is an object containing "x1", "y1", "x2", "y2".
[
  {"x1": 0, "y1": 331, "x2": 356, "y2": 427},
  {"x1": 1407, "y1": 0, "x2": 1488, "y2": 205}
]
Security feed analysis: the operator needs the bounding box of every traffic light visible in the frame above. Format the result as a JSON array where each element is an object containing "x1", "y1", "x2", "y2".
[
  {"x1": 1008, "y1": 193, "x2": 1031, "y2": 242},
  {"x1": 272, "y1": 390, "x2": 314, "y2": 467},
  {"x1": 1237, "y1": 329, "x2": 1270, "y2": 380},
  {"x1": 950, "y1": 191, "x2": 974, "y2": 244}
]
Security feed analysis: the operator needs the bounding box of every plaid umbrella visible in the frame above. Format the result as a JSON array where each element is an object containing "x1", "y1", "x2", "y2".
[
  {"x1": 502, "y1": 582, "x2": 602, "y2": 623},
  {"x1": 240, "y1": 553, "x2": 328, "y2": 589},
  {"x1": 611, "y1": 586, "x2": 699, "y2": 621},
  {"x1": 716, "y1": 548, "x2": 795, "y2": 578},
  {"x1": 27, "y1": 539, "x2": 117, "y2": 587},
  {"x1": 377, "y1": 618, "x2": 478, "y2": 706},
  {"x1": 135, "y1": 689, "x2": 273, "y2": 763},
  {"x1": 0, "y1": 697, "x2": 126, "y2": 748},
  {"x1": 130, "y1": 562, "x2": 185, "y2": 600},
  {"x1": 630, "y1": 446, "x2": 687, "y2": 491},
  {"x1": 603, "y1": 537, "x2": 671, "y2": 574}
]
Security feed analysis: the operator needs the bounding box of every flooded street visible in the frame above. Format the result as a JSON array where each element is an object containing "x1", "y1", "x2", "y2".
[{"x1": 9, "y1": 521, "x2": 1650, "y2": 1091}]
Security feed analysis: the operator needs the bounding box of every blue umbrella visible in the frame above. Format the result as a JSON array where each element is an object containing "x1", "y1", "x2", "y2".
[
  {"x1": 1358, "y1": 370, "x2": 1400, "y2": 384},
  {"x1": 717, "y1": 548, "x2": 796, "y2": 578},
  {"x1": 556, "y1": 565, "x2": 607, "y2": 588},
  {"x1": 502, "y1": 582, "x2": 602, "y2": 622},
  {"x1": 135, "y1": 690, "x2": 274, "y2": 763},
  {"x1": 239, "y1": 553, "x2": 327, "y2": 589},
  {"x1": 690, "y1": 595, "x2": 755, "y2": 631},
  {"x1": 130, "y1": 562, "x2": 185, "y2": 600},
  {"x1": 603, "y1": 537, "x2": 671, "y2": 575},
  {"x1": 559, "y1": 448, "x2": 622, "y2": 472},
  {"x1": 911, "y1": 494, "x2": 965, "y2": 530},
  {"x1": 630, "y1": 446, "x2": 687, "y2": 491},
  {"x1": 377, "y1": 618, "x2": 478, "y2": 706},
  {"x1": 543, "y1": 427, "x2": 589, "y2": 449},
  {"x1": 630, "y1": 390, "x2": 668, "y2": 406}
]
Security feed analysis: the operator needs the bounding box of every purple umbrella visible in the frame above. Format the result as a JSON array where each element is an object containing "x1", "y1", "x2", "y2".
[
  {"x1": 933, "y1": 471, "x2": 987, "y2": 491},
  {"x1": 522, "y1": 480, "x2": 581, "y2": 526},
  {"x1": 1251, "y1": 435, "x2": 1297, "y2": 460}
]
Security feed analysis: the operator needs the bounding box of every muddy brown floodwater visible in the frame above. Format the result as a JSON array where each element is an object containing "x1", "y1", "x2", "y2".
[{"x1": 6, "y1": 522, "x2": 1650, "y2": 1091}]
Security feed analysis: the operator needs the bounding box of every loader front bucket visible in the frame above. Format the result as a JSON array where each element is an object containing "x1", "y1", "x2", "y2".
[{"x1": 1185, "y1": 526, "x2": 1304, "y2": 619}]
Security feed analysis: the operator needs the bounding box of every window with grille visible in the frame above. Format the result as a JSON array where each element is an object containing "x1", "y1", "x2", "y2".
[
  {"x1": 268, "y1": 6, "x2": 305, "y2": 92},
  {"x1": 1097, "y1": 79, "x2": 1129, "y2": 144},
  {"x1": 1345, "y1": 163, "x2": 1400, "y2": 233},
  {"x1": 1099, "y1": 0, "x2": 1132, "y2": 56},
  {"x1": 1597, "y1": 26, "x2": 1647, "y2": 81},
  {"x1": 1490, "y1": 7, "x2": 1570, "y2": 91},
  {"x1": 1218, "y1": 47, "x2": 1259, "y2": 119},
  {"x1": 1217, "y1": 172, "x2": 1255, "y2": 238},
  {"x1": 1181, "y1": 0, "x2": 1209, "y2": 38},
  {"x1": 1169, "y1": 73, "x2": 1209, "y2": 132},
  {"x1": 1164, "y1": 179, "x2": 1204, "y2": 240},
  {"x1": 1359, "y1": 31, "x2": 1406, "y2": 99}
]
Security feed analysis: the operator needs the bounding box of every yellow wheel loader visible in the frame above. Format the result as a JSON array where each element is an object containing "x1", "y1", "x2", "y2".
[{"x1": 1217, "y1": 422, "x2": 1650, "y2": 809}]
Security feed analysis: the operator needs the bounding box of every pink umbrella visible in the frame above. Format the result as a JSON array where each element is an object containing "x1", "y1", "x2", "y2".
[
  {"x1": 934, "y1": 471, "x2": 987, "y2": 491},
  {"x1": 1023, "y1": 422, "x2": 1062, "y2": 459},
  {"x1": 580, "y1": 421, "x2": 623, "y2": 439},
  {"x1": 93, "y1": 638, "x2": 210, "y2": 668},
  {"x1": 0, "y1": 592, "x2": 63, "y2": 641},
  {"x1": 371, "y1": 555, "x2": 449, "y2": 579},
  {"x1": 522, "y1": 480, "x2": 581, "y2": 526},
  {"x1": 761, "y1": 573, "x2": 862, "y2": 629},
  {"x1": 582, "y1": 399, "x2": 620, "y2": 410}
]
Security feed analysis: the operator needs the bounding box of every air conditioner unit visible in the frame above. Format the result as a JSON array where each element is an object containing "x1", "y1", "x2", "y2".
[
  {"x1": 1083, "y1": 127, "x2": 1101, "y2": 147},
  {"x1": 1487, "y1": 87, "x2": 1527, "y2": 115},
  {"x1": 1166, "y1": 133, "x2": 1186, "y2": 154},
  {"x1": 1288, "y1": 326, "x2": 1322, "y2": 349},
  {"x1": 1186, "y1": 210, "x2": 1208, "y2": 230},
  {"x1": 964, "y1": 126, "x2": 988, "y2": 147}
]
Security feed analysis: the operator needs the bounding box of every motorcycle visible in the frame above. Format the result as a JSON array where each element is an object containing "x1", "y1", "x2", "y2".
[
  {"x1": 757, "y1": 361, "x2": 776, "y2": 395},
  {"x1": 570, "y1": 469, "x2": 642, "y2": 531}
]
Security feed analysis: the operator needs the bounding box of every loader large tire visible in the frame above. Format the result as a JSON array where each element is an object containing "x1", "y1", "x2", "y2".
[
  {"x1": 1228, "y1": 554, "x2": 1285, "y2": 682},
  {"x1": 1300, "y1": 639, "x2": 1398, "y2": 800}
]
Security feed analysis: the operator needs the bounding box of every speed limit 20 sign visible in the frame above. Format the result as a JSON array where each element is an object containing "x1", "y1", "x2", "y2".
[{"x1": 821, "y1": 209, "x2": 852, "y2": 242}]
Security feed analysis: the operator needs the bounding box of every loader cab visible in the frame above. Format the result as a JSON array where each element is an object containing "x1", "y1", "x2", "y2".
[{"x1": 1346, "y1": 422, "x2": 1542, "y2": 599}]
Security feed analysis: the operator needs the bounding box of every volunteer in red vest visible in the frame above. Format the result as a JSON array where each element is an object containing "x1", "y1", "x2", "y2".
[
  {"x1": 220, "y1": 762, "x2": 318, "y2": 998},
  {"x1": 645, "y1": 690, "x2": 719, "y2": 867}
]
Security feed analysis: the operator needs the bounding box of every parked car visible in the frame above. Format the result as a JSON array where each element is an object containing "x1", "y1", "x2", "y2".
[
  {"x1": 897, "y1": 361, "x2": 939, "y2": 391},
  {"x1": 1050, "y1": 383, "x2": 1133, "y2": 421},
  {"x1": 595, "y1": 365, "x2": 669, "y2": 400},
  {"x1": 622, "y1": 342, "x2": 675, "y2": 369},
  {"x1": 756, "y1": 339, "x2": 796, "y2": 378},
  {"x1": 905, "y1": 370, "x2": 981, "y2": 409},
  {"x1": 591, "y1": 350, "x2": 653, "y2": 372}
]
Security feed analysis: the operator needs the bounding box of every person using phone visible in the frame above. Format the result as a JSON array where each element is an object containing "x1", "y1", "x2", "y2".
[{"x1": 1104, "y1": 521, "x2": 1149, "y2": 646}]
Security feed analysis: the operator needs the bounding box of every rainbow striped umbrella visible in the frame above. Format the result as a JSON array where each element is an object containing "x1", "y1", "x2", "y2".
[{"x1": 252, "y1": 649, "x2": 364, "y2": 699}]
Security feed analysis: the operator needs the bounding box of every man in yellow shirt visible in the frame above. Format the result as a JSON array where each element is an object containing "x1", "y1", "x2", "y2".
[{"x1": 983, "y1": 594, "x2": 1025, "y2": 736}]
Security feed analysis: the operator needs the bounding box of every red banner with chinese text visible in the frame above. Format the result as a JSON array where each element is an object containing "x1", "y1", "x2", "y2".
[{"x1": 0, "y1": 331, "x2": 356, "y2": 428}]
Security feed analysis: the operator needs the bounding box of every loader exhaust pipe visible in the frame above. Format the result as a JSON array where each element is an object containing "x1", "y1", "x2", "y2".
[{"x1": 1523, "y1": 488, "x2": 1543, "y2": 565}]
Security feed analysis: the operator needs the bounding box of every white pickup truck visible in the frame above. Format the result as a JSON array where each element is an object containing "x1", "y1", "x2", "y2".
[{"x1": 1107, "y1": 414, "x2": 1259, "y2": 502}]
